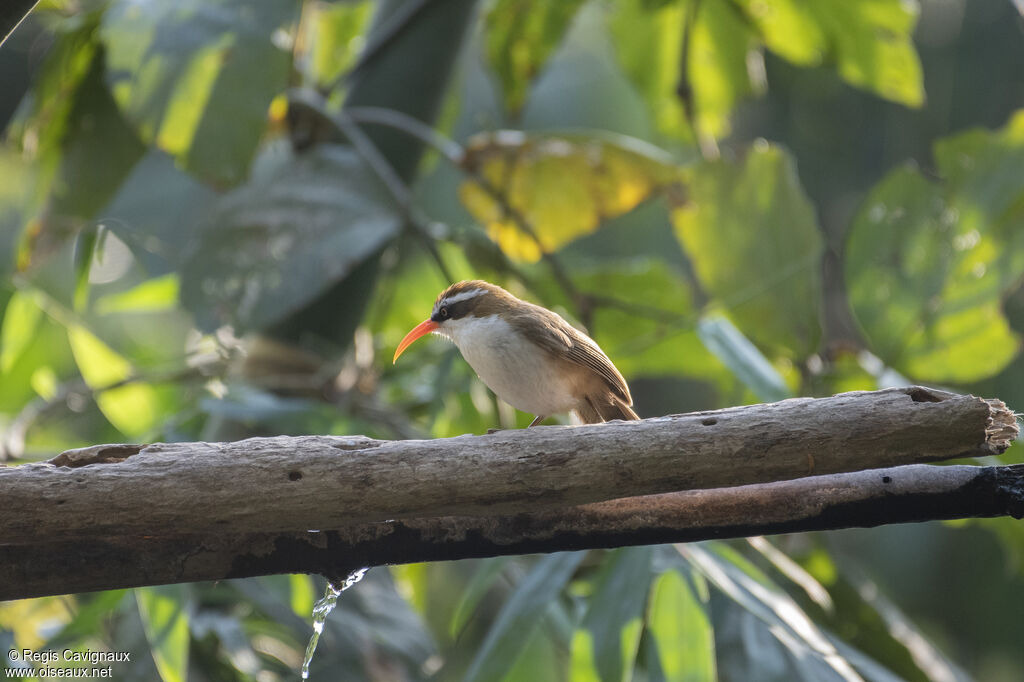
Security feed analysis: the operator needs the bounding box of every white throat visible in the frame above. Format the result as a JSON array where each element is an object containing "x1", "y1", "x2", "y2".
[{"x1": 438, "y1": 314, "x2": 577, "y2": 417}]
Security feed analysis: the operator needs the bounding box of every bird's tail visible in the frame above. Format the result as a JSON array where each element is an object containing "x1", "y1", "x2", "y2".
[{"x1": 576, "y1": 395, "x2": 641, "y2": 424}]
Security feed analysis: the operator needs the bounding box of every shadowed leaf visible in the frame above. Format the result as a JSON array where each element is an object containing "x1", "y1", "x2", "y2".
[{"x1": 180, "y1": 145, "x2": 401, "y2": 333}]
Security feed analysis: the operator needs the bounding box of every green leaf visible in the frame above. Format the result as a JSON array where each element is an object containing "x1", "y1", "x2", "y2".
[
  {"x1": 94, "y1": 274, "x2": 180, "y2": 315},
  {"x1": 298, "y1": 1, "x2": 373, "y2": 88},
  {"x1": 179, "y1": 144, "x2": 402, "y2": 333},
  {"x1": 570, "y1": 261, "x2": 726, "y2": 382},
  {"x1": 697, "y1": 314, "x2": 792, "y2": 402},
  {"x1": 610, "y1": 0, "x2": 758, "y2": 142},
  {"x1": 610, "y1": 0, "x2": 923, "y2": 143},
  {"x1": 136, "y1": 585, "x2": 191, "y2": 682},
  {"x1": 67, "y1": 324, "x2": 160, "y2": 436},
  {"x1": 100, "y1": 0, "x2": 297, "y2": 185},
  {"x1": 98, "y1": 149, "x2": 218, "y2": 274},
  {"x1": 45, "y1": 591, "x2": 129, "y2": 649},
  {"x1": 577, "y1": 547, "x2": 653, "y2": 682},
  {"x1": 846, "y1": 113, "x2": 1024, "y2": 382},
  {"x1": 464, "y1": 551, "x2": 587, "y2": 682},
  {"x1": 0, "y1": 289, "x2": 43, "y2": 373},
  {"x1": 484, "y1": 0, "x2": 586, "y2": 112},
  {"x1": 450, "y1": 557, "x2": 511, "y2": 638},
  {"x1": 802, "y1": 0, "x2": 923, "y2": 108},
  {"x1": 647, "y1": 569, "x2": 716, "y2": 682},
  {"x1": 672, "y1": 144, "x2": 823, "y2": 357},
  {"x1": 683, "y1": 544, "x2": 862, "y2": 681},
  {"x1": 734, "y1": 0, "x2": 923, "y2": 107}
]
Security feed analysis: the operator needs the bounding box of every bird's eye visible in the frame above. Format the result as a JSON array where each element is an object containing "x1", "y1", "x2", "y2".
[{"x1": 440, "y1": 307, "x2": 449, "y2": 318}]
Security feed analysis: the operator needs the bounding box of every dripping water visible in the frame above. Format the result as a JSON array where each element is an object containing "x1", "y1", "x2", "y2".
[{"x1": 300, "y1": 567, "x2": 368, "y2": 680}]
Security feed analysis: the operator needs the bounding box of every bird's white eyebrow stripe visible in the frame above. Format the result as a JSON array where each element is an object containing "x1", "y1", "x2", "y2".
[{"x1": 437, "y1": 288, "x2": 485, "y2": 309}]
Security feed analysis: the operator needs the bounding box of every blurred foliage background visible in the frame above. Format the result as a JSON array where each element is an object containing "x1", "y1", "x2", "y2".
[{"x1": 0, "y1": 0, "x2": 1023, "y2": 680}]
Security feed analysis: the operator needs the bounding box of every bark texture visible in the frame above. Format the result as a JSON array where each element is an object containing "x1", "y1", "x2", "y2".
[
  {"x1": 1, "y1": 463, "x2": 1022, "y2": 600},
  {"x1": 0, "y1": 387, "x2": 1013, "y2": 543},
  {"x1": 0, "y1": 387, "x2": 1018, "y2": 599}
]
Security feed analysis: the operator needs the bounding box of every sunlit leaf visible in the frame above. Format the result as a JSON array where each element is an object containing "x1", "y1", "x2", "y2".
[
  {"x1": 846, "y1": 113, "x2": 1024, "y2": 382},
  {"x1": 288, "y1": 574, "x2": 316, "y2": 620},
  {"x1": 647, "y1": 569, "x2": 715, "y2": 682},
  {"x1": 297, "y1": 1, "x2": 373, "y2": 88},
  {"x1": 94, "y1": 274, "x2": 179, "y2": 315},
  {"x1": 610, "y1": 0, "x2": 922, "y2": 144},
  {"x1": 464, "y1": 551, "x2": 586, "y2": 682},
  {"x1": 30, "y1": 366, "x2": 59, "y2": 401},
  {"x1": 136, "y1": 585, "x2": 191, "y2": 682},
  {"x1": 672, "y1": 143, "x2": 823, "y2": 357},
  {"x1": 578, "y1": 547, "x2": 652, "y2": 682},
  {"x1": 697, "y1": 314, "x2": 792, "y2": 402},
  {"x1": 67, "y1": 324, "x2": 159, "y2": 436},
  {"x1": 100, "y1": 0, "x2": 297, "y2": 185},
  {"x1": 1, "y1": 289, "x2": 43, "y2": 372},
  {"x1": 459, "y1": 131, "x2": 680, "y2": 262},
  {"x1": 802, "y1": 0, "x2": 923, "y2": 108},
  {"x1": 180, "y1": 144, "x2": 402, "y2": 333},
  {"x1": 484, "y1": 0, "x2": 586, "y2": 112}
]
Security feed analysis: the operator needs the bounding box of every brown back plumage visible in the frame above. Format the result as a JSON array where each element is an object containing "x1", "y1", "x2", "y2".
[{"x1": 436, "y1": 280, "x2": 639, "y2": 423}]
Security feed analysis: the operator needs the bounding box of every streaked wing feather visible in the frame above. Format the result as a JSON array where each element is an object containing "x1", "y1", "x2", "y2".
[{"x1": 515, "y1": 305, "x2": 632, "y2": 404}]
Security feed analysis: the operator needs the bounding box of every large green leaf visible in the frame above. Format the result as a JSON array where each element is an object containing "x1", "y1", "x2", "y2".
[
  {"x1": 610, "y1": 0, "x2": 759, "y2": 142},
  {"x1": 609, "y1": 0, "x2": 922, "y2": 143},
  {"x1": 484, "y1": 0, "x2": 587, "y2": 112},
  {"x1": 735, "y1": 0, "x2": 923, "y2": 107},
  {"x1": 845, "y1": 111, "x2": 1024, "y2": 383},
  {"x1": 179, "y1": 144, "x2": 402, "y2": 333},
  {"x1": 136, "y1": 585, "x2": 191, "y2": 682},
  {"x1": 646, "y1": 569, "x2": 716, "y2": 682},
  {"x1": 672, "y1": 144, "x2": 823, "y2": 357},
  {"x1": 573, "y1": 547, "x2": 653, "y2": 682},
  {"x1": 100, "y1": 0, "x2": 297, "y2": 186},
  {"x1": 464, "y1": 551, "x2": 587, "y2": 682},
  {"x1": 98, "y1": 149, "x2": 217, "y2": 274},
  {"x1": 682, "y1": 544, "x2": 865, "y2": 681}
]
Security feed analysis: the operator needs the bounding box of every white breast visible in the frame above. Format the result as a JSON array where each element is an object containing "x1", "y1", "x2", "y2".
[{"x1": 439, "y1": 315, "x2": 577, "y2": 417}]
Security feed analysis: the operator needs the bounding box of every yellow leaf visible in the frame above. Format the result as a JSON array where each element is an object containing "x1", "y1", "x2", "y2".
[{"x1": 459, "y1": 132, "x2": 680, "y2": 262}]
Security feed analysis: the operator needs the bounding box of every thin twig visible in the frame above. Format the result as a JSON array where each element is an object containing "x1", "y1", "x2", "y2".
[{"x1": 676, "y1": 0, "x2": 719, "y2": 159}]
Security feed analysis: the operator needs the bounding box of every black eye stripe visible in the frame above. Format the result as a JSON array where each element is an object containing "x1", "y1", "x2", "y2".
[{"x1": 432, "y1": 299, "x2": 471, "y2": 322}]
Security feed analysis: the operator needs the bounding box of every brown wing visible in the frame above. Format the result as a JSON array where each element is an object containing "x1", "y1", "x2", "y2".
[{"x1": 511, "y1": 303, "x2": 633, "y2": 405}]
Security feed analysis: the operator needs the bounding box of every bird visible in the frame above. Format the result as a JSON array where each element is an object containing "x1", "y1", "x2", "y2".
[{"x1": 393, "y1": 280, "x2": 639, "y2": 426}]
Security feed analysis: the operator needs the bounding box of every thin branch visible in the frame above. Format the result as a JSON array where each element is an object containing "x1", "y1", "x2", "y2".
[{"x1": 676, "y1": 0, "x2": 720, "y2": 159}]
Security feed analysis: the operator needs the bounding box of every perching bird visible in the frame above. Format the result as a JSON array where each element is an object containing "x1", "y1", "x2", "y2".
[{"x1": 393, "y1": 280, "x2": 639, "y2": 426}]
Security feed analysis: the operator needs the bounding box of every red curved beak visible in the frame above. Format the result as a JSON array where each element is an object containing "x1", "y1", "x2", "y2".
[{"x1": 393, "y1": 319, "x2": 439, "y2": 363}]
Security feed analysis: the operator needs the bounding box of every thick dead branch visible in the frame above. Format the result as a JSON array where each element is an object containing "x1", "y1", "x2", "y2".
[
  {"x1": 1, "y1": 463, "x2": 1022, "y2": 600},
  {"x1": 0, "y1": 387, "x2": 1014, "y2": 546}
]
